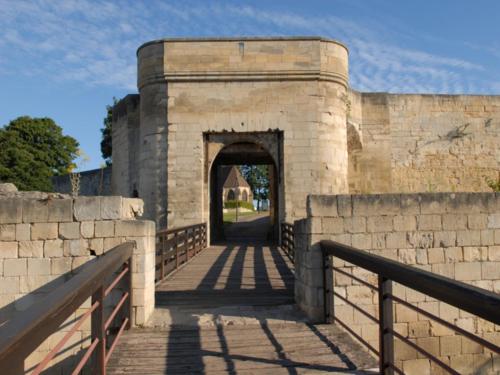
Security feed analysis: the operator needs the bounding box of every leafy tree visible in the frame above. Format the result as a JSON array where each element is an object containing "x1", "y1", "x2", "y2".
[
  {"x1": 100, "y1": 98, "x2": 117, "y2": 166},
  {"x1": 239, "y1": 165, "x2": 270, "y2": 210},
  {"x1": 0, "y1": 116, "x2": 79, "y2": 191}
]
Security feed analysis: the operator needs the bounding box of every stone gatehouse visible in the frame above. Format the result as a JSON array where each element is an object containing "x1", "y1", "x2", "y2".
[{"x1": 111, "y1": 36, "x2": 500, "y2": 237}]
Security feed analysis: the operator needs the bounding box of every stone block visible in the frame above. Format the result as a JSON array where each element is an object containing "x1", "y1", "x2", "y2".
[
  {"x1": 408, "y1": 321, "x2": 430, "y2": 338},
  {"x1": 442, "y1": 214, "x2": 467, "y2": 230},
  {"x1": 72, "y1": 256, "x2": 95, "y2": 271},
  {"x1": 468, "y1": 214, "x2": 488, "y2": 230},
  {"x1": 15, "y1": 224, "x2": 30, "y2": 241},
  {"x1": 336, "y1": 195, "x2": 351, "y2": 217},
  {"x1": 28, "y1": 258, "x2": 51, "y2": 275},
  {"x1": 488, "y1": 213, "x2": 500, "y2": 229},
  {"x1": 427, "y1": 248, "x2": 444, "y2": 264},
  {"x1": 89, "y1": 238, "x2": 104, "y2": 255},
  {"x1": 51, "y1": 257, "x2": 72, "y2": 275},
  {"x1": 386, "y1": 232, "x2": 407, "y2": 249},
  {"x1": 400, "y1": 194, "x2": 420, "y2": 215},
  {"x1": 372, "y1": 233, "x2": 386, "y2": 249},
  {"x1": 440, "y1": 335, "x2": 461, "y2": 356},
  {"x1": 416, "y1": 337, "x2": 440, "y2": 358},
  {"x1": 104, "y1": 237, "x2": 124, "y2": 252},
  {"x1": 122, "y1": 198, "x2": 144, "y2": 219},
  {"x1": 396, "y1": 303, "x2": 418, "y2": 322},
  {"x1": 431, "y1": 263, "x2": 455, "y2": 278},
  {"x1": 80, "y1": 221, "x2": 94, "y2": 238},
  {"x1": 394, "y1": 215, "x2": 416, "y2": 232},
  {"x1": 0, "y1": 277, "x2": 19, "y2": 294},
  {"x1": 455, "y1": 262, "x2": 481, "y2": 281},
  {"x1": 74, "y1": 197, "x2": 101, "y2": 221},
  {"x1": 351, "y1": 233, "x2": 372, "y2": 249},
  {"x1": 456, "y1": 230, "x2": 481, "y2": 246},
  {"x1": 481, "y1": 262, "x2": 500, "y2": 280},
  {"x1": 101, "y1": 196, "x2": 123, "y2": 219},
  {"x1": 367, "y1": 216, "x2": 393, "y2": 232},
  {"x1": 352, "y1": 194, "x2": 400, "y2": 216},
  {"x1": 417, "y1": 215, "x2": 441, "y2": 230},
  {"x1": 433, "y1": 231, "x2": 456, "y2": 247},
  {"x1": 63, "y1": 239, "x2": 88, "y2": 257},
  {"x1": 44, "y1": 239, "x2": 63, "y2": 257},
  {"x1": 407, "y1": 232, "x2": 433, "y2": 249},
  {"x1": 0, "y1": 224, "x2": 16, "y2": 241},
  {"x1": 0, "y1": 241, "x2": 18, "y2": 258},
  {"x1": 4, "y1": 258, "x2": 27, "y2": 276},
  {"x1": 403, "y1": 358, "x2": 431, "y2": 375},
  {"x1": 321, "y1": 217, "x2": 344, "y2": 233},
  {"x1": 48, "y1": 199, "x2": 73, "y2": 222},
  {"x1": 20, "y1": 275, "x2": 55, "y2": 293},
  {"x1": 19, "y1": 241, "x2": 44, "y2": 257},
  {"x1": 59, "y1": 222, "x2": 80, "y2": 240},
  {"x1": 481, "y1": 230, "x2": 494, "y2": 245},
  {"x1": 0, "y1": 198, "x2": 22, "y2": 224},
  {"x1": 31, "y1": 223, "x2": 58, "y2": 240},
  {"x1": 115, "y1": 220, "x2": 155, "y2": 237},
  {"x1": 343, "y1": 216, "x2": 366, "y2": 233},
  {"x1": 488, "y1": 245, "x2": 500, "y2": 261},
  {"x1": 443, "y1": 247, "x2": 463, "y2": 263},
  {"x1": 415, "y1": 248, "x2": 428, "y2": 264},
  {"x1": 307, "y1": 195, "x2": 337, "y2": 217},
  {"x1": 22, "y1": 199, "x2": 49, "y2": 223},
  {"x1": 94, "y1": 221, "x2": 115, "y2": 237}
]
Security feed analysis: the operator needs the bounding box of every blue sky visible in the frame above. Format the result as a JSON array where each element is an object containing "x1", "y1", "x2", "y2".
[{"x1": 1, "y1": 0, "x2": 499, "y2": 170}]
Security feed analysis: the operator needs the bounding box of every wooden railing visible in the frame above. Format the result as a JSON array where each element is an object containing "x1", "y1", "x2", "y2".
[
  {"x1": 321, "y1": 240, "x2": 500, "y2": 375},
  {"x1": 280, "y1": 222, "x2": 294, "y2": 262},
  {"x1": 0, "y1": 242, "x2": 134, "y2": 375},
  {"x1": 155, "y1": 223, "x2": 207, "y2": 282}
]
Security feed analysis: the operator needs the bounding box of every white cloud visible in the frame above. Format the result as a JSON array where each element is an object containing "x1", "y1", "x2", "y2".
[{"x1": 0, "y1": 0, "x2": 496, "y2": 94}]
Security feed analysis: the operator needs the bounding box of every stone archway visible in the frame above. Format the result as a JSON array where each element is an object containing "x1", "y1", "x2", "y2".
[{"x1": 205, "y1": 132, "x2": 283, "y2": 243}]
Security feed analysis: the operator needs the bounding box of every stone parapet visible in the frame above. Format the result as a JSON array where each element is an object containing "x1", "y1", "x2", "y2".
[
  {"x1": 296, "y1": 192, "x2": 500, "y2": 373},
  {"x1": 0, "y1": 191, "x2": 155, "y2": 373}
]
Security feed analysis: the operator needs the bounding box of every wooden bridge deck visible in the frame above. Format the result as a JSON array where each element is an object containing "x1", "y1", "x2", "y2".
[{"x1": 107, "y1": 243, "x2": 377, "y2": 374}]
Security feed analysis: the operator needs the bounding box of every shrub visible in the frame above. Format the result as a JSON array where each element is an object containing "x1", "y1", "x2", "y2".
[{"x1": 224, "y1": 200, "x2": 254, "y2": 210}]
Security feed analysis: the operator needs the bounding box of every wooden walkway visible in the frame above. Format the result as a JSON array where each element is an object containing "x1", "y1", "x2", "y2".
[{"x1": 107, "y1": 243, "x2": 377, "y2": 374}]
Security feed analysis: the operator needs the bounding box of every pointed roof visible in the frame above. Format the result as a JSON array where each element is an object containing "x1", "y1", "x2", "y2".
[{"x1": 223, "y1": 166, "x2": 250, "y2": 189}]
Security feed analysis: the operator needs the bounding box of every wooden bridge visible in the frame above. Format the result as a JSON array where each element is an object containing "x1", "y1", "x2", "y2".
[
  {"x1": 1, "y1": 218, "x2": 499, "y2": 374},
  {"x1": 107, "y1": 242, "x2": 376, "y2": 374}
]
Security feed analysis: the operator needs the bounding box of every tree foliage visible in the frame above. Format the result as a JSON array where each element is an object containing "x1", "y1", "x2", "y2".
[
  {"x1": 0, "y1": 116, "x2": 79, "y2": 191},
  {"x1": 100, "y1": 98, "x2": 117, "y2": 166},
  {"x1": 239, "y1": 165, "x2": 269, "y2": 210}
]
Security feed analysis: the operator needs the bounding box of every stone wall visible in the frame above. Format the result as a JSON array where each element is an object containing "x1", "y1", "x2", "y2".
[
  {"x1": 0, "y1": 189, "x2": 155, "y2": 373},
  {"x1": 295, "y1": 193, "x2": 500, "y2": 374},
  {"x1": 348, "y1": 91, "x2": 500, "y2": 193},
  {"x1": 52, "y1": 166, "x2": 112, "y2": 196}
]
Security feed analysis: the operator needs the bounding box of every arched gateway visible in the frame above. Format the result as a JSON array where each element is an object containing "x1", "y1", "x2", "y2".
[{"x1": 112, "y1": 37, "x2": 350, "y2": 241}]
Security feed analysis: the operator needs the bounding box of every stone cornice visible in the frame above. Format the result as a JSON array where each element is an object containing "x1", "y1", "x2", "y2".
[{"x1": 138, "y1": 70, "x2": 349, "y2": 90}]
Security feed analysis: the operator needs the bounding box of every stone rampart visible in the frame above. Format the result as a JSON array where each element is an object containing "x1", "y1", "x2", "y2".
[
  {"x1": 0, "y1": 190, "x2": 155, "y2": 373},
  {"x1": 295, "y1": 192, "x2": 500, "y2": 374}
]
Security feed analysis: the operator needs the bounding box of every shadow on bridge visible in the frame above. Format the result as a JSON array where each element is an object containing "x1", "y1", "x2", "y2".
[{"x1": 108, "y1": 241, "x2": 377, "y2": 374}]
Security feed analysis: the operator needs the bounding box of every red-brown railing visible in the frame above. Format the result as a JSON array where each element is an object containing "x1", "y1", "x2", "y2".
[
  {"x1": 0, "y1": 242, "x2": 133, "y2": 375},
  {"x1": 280, "y1": 222, "x2": 294, "y2": 262},
  {"x1": 321, "y1": 240, "x2": 500, "y2": 375},
  {"x1": 156, "y1": 223, "x2": 207, "y2": 282}
]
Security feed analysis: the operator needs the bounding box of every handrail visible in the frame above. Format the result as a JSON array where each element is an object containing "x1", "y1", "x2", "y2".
[
  {"x1": 280, "y1": 222, "x2": 294, "y2": 262},
  {"x1": 0, "y1": 242, "x2": 134, "y2": 374},
  {"x1": 321, "y1": 240, "x2": 500, "y2": 375},
  {"x1": 156, "y1": 222, "x2": 207, "y2": 282},
  {"x1": 321, "y1": 240, "x2": 500, "y2": 324}
]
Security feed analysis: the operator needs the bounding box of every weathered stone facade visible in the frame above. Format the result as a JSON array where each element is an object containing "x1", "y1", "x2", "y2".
[
  {"x1": 112, "y1": 36, "x2": 500, "y2": 237},
  {"x1": 295, "y1": 192, "x2": 500, "y2": 373}
]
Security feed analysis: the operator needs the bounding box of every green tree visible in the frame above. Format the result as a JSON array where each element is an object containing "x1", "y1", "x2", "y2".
[
  {"x1": 100, "y1": 98, "x2": 117, "y2": 166},
  {"x1": 239, "y1": 165, "x2": 270, "y2": 210},
  {"x1": 0, "y1": 116, "x2": 79, "y2": 191}
]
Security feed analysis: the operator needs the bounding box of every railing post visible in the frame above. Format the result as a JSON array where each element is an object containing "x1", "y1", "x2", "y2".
[
  {"x1": 323, "y1": 253, "x2": 334, "y2": 324},
  {"x1": 91, "y1": 286, "x2": 106, "y2": 375},
  {"x1": 126, "y1": 257, "x2": 133, "y2": 329},
  {"x1": 160, "y1": 236, "x2": 165, "y2": 280},
  {"x1": 378, "y1": 276, "x2": 394, "y2": 375},
  {"x1": 175, "y1": 232, "x2": 179, "y2": 269}
]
